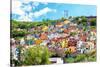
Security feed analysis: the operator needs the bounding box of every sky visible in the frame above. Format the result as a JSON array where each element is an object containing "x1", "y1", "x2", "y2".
[{"x1": 11, "y1": 0, "x2": 96, "y2": 22}]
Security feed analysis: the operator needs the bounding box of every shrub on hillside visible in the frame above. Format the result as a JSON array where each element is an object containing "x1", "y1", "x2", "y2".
[{"x1": 21, "y1": 45, "x2": 51, "y2": 65}]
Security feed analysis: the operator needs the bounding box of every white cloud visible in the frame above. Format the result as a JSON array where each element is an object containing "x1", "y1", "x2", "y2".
[
  {"x1": 12, "y1": 8, "x2": 25, "y2": 15},
  {"x1": 12, "y1": 0, "x2": 56, "y2": 21},
  {"x1": 33, "y1": 7, "x2": 56, "y2": 18},
  {"x1": 20, "y1": 0, "x2": 34, "y2": 4},
  {"x1": 18, "y1": 15, "x2": 32, "y2": 22},
  {"x1": 41, "y1": 2, "x2": 48, "y2": 5},
  {"x1": 12, "y1": 0, "x2": 21, "y2": 9},
  {"x1": 32, "y1": 2, "x2": 40, "y2": 6},
  {"x1": 20, "y1": 0, "x2": 40, "y2": 6},
  {"x1": 12, "y1": 0, "x2": 31, "y2": 21},
  {"x1": 12, "y1": 0, "x2": 24, "y2": 15},
  {"x1": 21, "y1": 5, "x2": 32, "y2": 12},
  {"x1": 20, "y1": 0, "x2": 29, "y2": 4}
]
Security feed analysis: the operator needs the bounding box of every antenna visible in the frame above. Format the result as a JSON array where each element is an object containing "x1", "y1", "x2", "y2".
[{"x1": 64, "y1": 10, "x2": 68, "y2": 18}]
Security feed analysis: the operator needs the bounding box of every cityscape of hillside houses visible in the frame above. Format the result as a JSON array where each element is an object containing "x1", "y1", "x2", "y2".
[{"x1": 11, "y1": 1, "x2": 96, "y2": 66}]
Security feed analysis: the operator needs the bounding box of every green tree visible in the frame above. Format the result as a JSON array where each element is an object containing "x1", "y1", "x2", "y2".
[
  {"x1": 22, "y1": 46, "x2": 50, "y2": 65},
  {"x1": 90, "y1": 18, "x2": 96, "y2": 26}
]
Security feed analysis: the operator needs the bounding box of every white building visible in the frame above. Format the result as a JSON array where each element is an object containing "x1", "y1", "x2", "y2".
[{"x1": 49, "y1": 58, "x2": 63, "y2": 64}]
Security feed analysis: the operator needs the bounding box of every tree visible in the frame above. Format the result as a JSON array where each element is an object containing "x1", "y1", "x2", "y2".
[
  {"x1": 49, "y1": 47, "x2": 65, "y2": 58},
  {"x1": 60, "y1": 17, "x2": 67, "y2": 22},
  {"x1": 22, "y1": 46, "x2": 51, "y2": 65},
  {"x1": 74, "y1": 54, "x2": 86, "y2": 62},
  {"x1": 90, "y1": 18, "x2": 96, "y2": 26},
  {"x1": 12, "y1": 29, "x2": 29, "y2": 38}
]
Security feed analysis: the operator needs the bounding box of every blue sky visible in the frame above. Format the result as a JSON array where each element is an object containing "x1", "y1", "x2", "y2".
[{"x1": 12, "y1": 0, "x2": 96, "y2": 22}]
